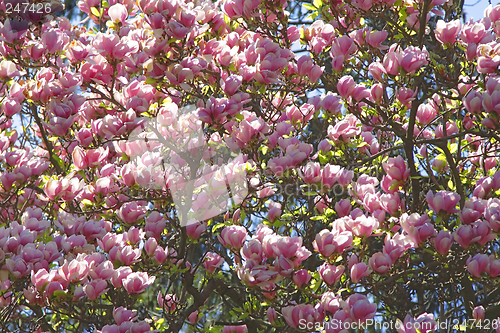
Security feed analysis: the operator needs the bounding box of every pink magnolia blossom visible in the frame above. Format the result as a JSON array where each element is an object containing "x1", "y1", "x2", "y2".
[
  {"x1": 0, "y1": 60, "x2": 23, "y2": 78},
  {"x1": 90, "y1": 261, "x2": 115, "y2": 281},
  {"x1": 218, "y1": 225, "x2": 247, "y2": 250},
  {"x1": 241, "y1": 239, "x2": 263, "y2": 262},
  {"x1": 383, "y1": 233, "x2": 411, "y2": 262},
  {"x1": 327, "y1": 115, "x2": 361, "y2": 143},
  {"x1": 267, "y1": 201, "x2": 281, "y2": 222},
  {"x1": 350, "y1": 215, "x2": 379, "y2": 237},
  {"x1": 84, "y1": 279, "x2": 109, "y2": 300},
  {"x1": 321, "y1": 92, "x2": 342, "y2": 114},
  {"x1": 222, "y1": 75, "x2": 243, "y2": 96},
  {"x1": 426, "y1": 190, "x2": 461, "y2": 215},
  {"x1": 203, "y1": 252, "x2": 224, "y2": 274},
  {"x1": 186, "y1": 221, "x2": 207, "y2": 240},
  {"x1": 432, "y1": 230, "x2": 454, "y2": 256},
  {"x1": 157, "y1": 293, "x2": 178, "y2": 313},
  {"x1": 1, "y1": 98, "x2": 21, "y2": 117},
  {"x1": 31, "y1": 269, "x2": 51, "y2": 291},
  {"x1": 380, "y1": 193, "x2": 401, "y2": 215},
  {"x1": 368, "y1": 61, "x2": 386, "y2": 81},
  {"x1": 396, "y1": 313, "x2": 437, "y2": 333},
  {"x1": 123, "y1": 272, "x2": 155, "y2": 294},
  {"x1": 459, "y1": 199, "x2": 485, "y2": 225},
  {"x1": 222, "y1": 325, "x2": 248, "y2": 333},
  {"x1": 274, "y1": 255, "x2": 294, "y2": 276},
  {"x1": 365, "y1": 30, "x2": 388, "y2": 49},
  {"x1": 321, "y1": 292, "x2": 341, "y2": 315},
  {"x1": 337, "y1": 76, "x2": 356, "y2": 99},
  {"x1": 116, "y1": 202, "x2": 147, "y2": 224},
  {"x1": 454, "y1": 225, "x2": 481, "y2": 248},
  {"x1": 383, "y1": 44, "x2": 429, "y2": 75},
  {"x1": 467, "y1": 253, "x2": 489, "y2": 277},
  {"x1": 318, "y1": 263, "x2": 345, "y2": 285},
  {"x1": 331, "y1": 36, "x2": 357, "y2": 58},
  {"x1": 473, "y1": 306, "x2": 486, "y2": 321},
  {"x1": 416, "y1": 103, "x2": 438, "y2": 125},
  {"x1": 300, "y1": 162, "x2": 322, "y2": 184},
  {"x1": 313, "y1": 229, "x2": 353, "y2": 257},
  {"x1": 463, "y1": 90, "x2": 483, "y2": 114},
  {"x1": 282, "y1": 304, "x2": 320, "y2": 328},
  {"x1": 297, "y1": 55, "x2": 324, "y2": 82},
  {"x1": 462, "y1": 21, "x2": 487, "y2": 43},
  {"x1": 485, "y1": 198, "x2": 500, "y2": 231},
  {"x1": 471, "y1": 220, "x2": 496, "y2": 247},
  {"x1": 189, "y1": 310, "x2": 200, "y2": 325},
  {"x1": 223, "y1": 0, "x2": 259, "y2": 19},
  {"x1": 267, "y1": 307, "x2": 278, "y2": 326},
  {"x1": 350, "y1": 262, "x2": 371, "y2": 283},
  {"x1": 292, "y1": 269, "x2": 311, "y2": 288},
  {"x1": 435, "y1": 122, "x2": 459, "y2": 138},
  {"x1": 113, "y1": 307, "x2": 137, "y2": 325},
  {"x1": 108, "y1": 4, "x2": 128, "y2": 23},
  {"x1": 435, "y1": 20, "x2": 461, "y2": 44},
  {"x1": 486, "y1": 255, "x2": 500, "y2": 277},
  {"x1": 368, "y1": 252, "x2": 392, "y2": 274},
  {"x1": 109, "y1": 245, "x2": 141, "y2": 266},
  {"x1": 335, "y1": 199, "x2": 352, "y2": 217},
  {"x1": 58, "y1": 259, "x2": 89, "y2": 283},
  {"x1": 383, "y1": 156, "x2": 410, "y2": 182},
  {"x1": 341, "y1": 294, "x2": 377, "y2": 323},
  {"x1": 400, "y1": 213, "x2": 436, "y2": 246}
]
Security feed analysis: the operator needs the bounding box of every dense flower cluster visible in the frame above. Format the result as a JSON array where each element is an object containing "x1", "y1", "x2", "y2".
[{"x1": 0, "y1": 0, "x2": 499, "y2": 331}]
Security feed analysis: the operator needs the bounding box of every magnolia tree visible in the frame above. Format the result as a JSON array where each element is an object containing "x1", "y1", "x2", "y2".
[{"x1": 1, "y1": 0, "x2": 500, "y2": 331}]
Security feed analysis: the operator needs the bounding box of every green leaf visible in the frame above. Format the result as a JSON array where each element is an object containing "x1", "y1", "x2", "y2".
[
  {"x1": 260, "y1": 145, "x2": 269, "y2": 155},
  {"x1": 90, "y1": 7, "x2": 101, "y2": 17},
  {"x1": 448, "y1": 142, "x2": 458, "y2": 154},
  {"x1": 52, "y1": 290, "x2": 67, "y2": 298},
  {"x1": 302, "y1": 3, "x2": 317, "y2": 10},
  {"x1": 319, "y1": 152, "x2": 328, "y2": 164},
  {"x1": 389, "y1": 181, "x2": 401, "y2": 191},
  {"x1": 423, "y1": 248, "x2": 435, "y2": 255},
  {"x1": 313, "y1": 0, "x2": 322, "y2": 8},
  {"x1": 323, "y1": 208, "x2": 334, "y2": 217},
  {"x1": 155, "y1": 318, "x2": 165, "y2": 328},
  {"x1": 213, "y1": 223, "x2": 228, "y2": 232},
  {"x1": 52, "y1": 155, "x2": 65, "y2": 170},
  {"x1": 238, "y1": 313, "x2": 250, "y2": 320},
  {"x1": 81, "y1": 199, "x2": 93, "y2": 206},
  {"x1": 271, "y1": 220, "x2": 285, "y2": 228}
]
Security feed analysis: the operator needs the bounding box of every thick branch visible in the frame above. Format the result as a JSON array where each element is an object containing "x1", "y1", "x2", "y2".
[{"x1": 30, "y1": 103, "x2": 63, "y2": 175}]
